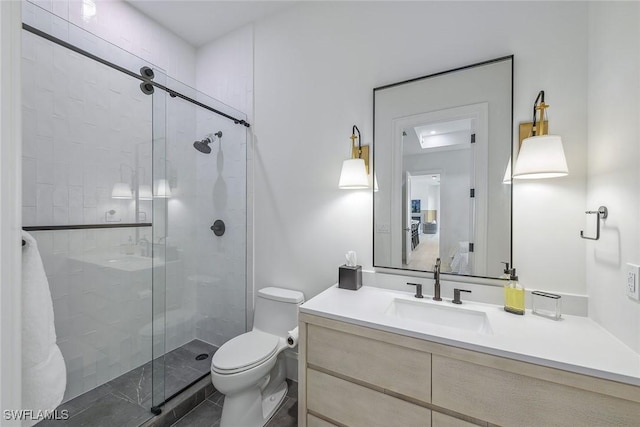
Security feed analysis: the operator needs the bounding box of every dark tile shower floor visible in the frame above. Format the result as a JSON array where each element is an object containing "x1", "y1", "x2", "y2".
[
  {"x1": 171, "y1": 379, "x2": 299, "y2": 427},
  {"x1": 36, "y1": 339, "x2": 217, "y2": 427}
]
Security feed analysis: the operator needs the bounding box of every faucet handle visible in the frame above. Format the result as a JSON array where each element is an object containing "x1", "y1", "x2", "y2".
[
  {"x1": 406, "y1": 282, "x2": 424, "y2": 299},
  {"x1": 452, "y1": 288, "x2": 471, "y2": 305}
]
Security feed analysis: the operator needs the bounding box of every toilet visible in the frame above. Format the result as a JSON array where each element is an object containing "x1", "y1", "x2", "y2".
[{"x1": 210, "y1": 287, "x2": 305, "y2": 427}]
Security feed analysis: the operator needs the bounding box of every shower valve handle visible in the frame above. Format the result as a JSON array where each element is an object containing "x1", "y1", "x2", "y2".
[{"x1": 211, "y1": 220, "x2": 226, "y2": 236}]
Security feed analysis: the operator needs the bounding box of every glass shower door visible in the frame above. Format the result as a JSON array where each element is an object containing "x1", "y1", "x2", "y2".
[
  {"x1": 148, "y1": 73, "x2": 248, "y2": 408},
  {"x1": 20, "y1": 4, "x2": 165, "y2": 424}
]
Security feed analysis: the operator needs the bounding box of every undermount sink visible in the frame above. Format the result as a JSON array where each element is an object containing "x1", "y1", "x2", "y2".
[{"x1": 384, "y1": 298, "x2": 493, "y2": 334}]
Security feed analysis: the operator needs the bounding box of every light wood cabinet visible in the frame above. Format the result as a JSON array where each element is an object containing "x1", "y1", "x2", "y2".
[
  {"x1": 431, "y1": 411, "x2": 481, "y2": 427},
  {"x1": 432, "y1": 355, "x2": 640, "y2": 426},
  {"x1": 307, "y1": 323, "x2": 431, "y2": 403},
  {"x1": 307, "y1": 414, "x2": 338, "y2": 427},
  {"x1": 307, "y1": 369, "x2": 431, "y2": 427},
  {"x1": 299, "y1": 312, "x2": 640, "y2": 427}
]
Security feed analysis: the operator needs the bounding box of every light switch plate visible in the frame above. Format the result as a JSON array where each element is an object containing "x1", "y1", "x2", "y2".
[{"x1": 626, "y1": 263, "x2": 640, "y2": 301}]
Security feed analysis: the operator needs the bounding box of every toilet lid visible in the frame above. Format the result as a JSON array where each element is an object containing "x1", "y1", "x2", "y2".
[{"x1": 212, "y1": 330, "x2": 279, "y2": 373}]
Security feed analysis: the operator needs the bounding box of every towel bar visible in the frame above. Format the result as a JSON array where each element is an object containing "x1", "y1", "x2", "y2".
[{"x1": 580, "y1": 206, "x2": 608, "y2": 240}]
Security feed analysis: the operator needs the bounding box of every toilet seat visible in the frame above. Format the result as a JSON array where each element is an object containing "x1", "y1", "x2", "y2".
[{"x1": 212, "y1": 330, "x2": 279, "y2": 374}]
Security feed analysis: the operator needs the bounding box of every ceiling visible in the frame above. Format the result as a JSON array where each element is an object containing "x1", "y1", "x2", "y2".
[
  {"x1": 414, "y1": 118, "x2": 471, "y2": 140},
  {"x1": 126, "y1": 1, "x2": 293, "y2": 47},
  {"x1": 402, "y1": 118, "x2": 473, "y2": 156}
]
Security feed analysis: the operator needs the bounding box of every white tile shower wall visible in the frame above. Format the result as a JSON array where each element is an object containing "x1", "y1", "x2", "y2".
[
  {"x1": 22, "y1": 30, "x2": 152, "y2": 228},
  {"x1": 24, "y1": 0, "x2": 196, "y2": 86},
  {"x1": 196, "y1": 25, "x2": 254, "y2": 331},
  {"x1": 192, "y1": 107, "x2": 247, "y2": 347},
  {"x1": 163, "y1": 92, "x2": 199, "y2": 352}
]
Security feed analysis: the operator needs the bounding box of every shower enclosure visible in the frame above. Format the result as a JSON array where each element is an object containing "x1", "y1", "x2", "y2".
[{"x1": 20, "y1": 4, "x2": 247, "y2": 425}]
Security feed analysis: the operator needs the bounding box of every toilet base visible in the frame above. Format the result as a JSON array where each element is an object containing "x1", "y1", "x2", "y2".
[
  {"x1": 262, "y1": 381, "x2": 287, "y2": 424},
  {"x1": 219, "y1": 380, "x2": 288, "y2": 427}
]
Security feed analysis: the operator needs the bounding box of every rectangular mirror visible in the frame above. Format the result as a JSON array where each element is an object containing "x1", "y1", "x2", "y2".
[{"x1": 374, "y1": 56, "x2": 513, "y2": 279}]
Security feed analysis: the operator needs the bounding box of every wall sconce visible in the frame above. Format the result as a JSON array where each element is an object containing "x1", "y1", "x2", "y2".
[
  {"x1": 338, "y1": 125, "x2": 370, "y2": 189},
  {"x1": 513, "y1": 90, "x2": 569, "y2": 179},
  {"x1": 111, "y1": 164, "x2": 133, "y2": 199}
]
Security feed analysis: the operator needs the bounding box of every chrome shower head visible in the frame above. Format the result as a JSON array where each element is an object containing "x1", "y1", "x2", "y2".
[{"x1": 193, "y1": 131, "x2": 222, "y2": 154}]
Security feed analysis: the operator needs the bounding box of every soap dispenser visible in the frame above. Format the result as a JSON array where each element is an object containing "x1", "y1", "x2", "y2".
[
  {"x1": 504, "y1": 268, "x2": 525, "y2": 315},
  {"x1": 499, "y1": 262, "x2": 511, "y2": 279}
]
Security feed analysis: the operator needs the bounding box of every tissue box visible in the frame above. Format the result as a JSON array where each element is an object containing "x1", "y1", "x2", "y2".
[{"x1": 339, "y1": 265, "x2": 362, "y2": 290}]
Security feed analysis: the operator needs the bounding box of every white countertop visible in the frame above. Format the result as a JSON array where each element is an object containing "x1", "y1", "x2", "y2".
[{"x1": 300, "y1": 285, "x2": 640, "y2": 386}]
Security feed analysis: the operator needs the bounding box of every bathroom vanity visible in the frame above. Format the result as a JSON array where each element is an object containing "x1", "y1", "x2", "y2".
[{"x1": 297, "y1": 286, "x2": 640, "y2": 427}]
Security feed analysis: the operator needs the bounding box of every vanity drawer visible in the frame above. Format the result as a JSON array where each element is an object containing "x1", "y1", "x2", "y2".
[
  {"x1": 307, "y1": 414, "x2": 338, "y2": 427},
  {"x1": 432, "y1": 355, "x2": 640, "y2": 426},
  {"x1": 432, "y1": 411, "x2": 484, "y2": 427},
  {"x1": 307, "y1": 368, "x2": 431, "y2": 427},
  {"x1": 307, "y1": 324, "x2": 431, "y2": 403}
]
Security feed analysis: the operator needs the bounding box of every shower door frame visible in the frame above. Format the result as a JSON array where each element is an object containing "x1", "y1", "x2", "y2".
[{"x1": 1, "y1": 1, "x2": 24, "y2": 419}]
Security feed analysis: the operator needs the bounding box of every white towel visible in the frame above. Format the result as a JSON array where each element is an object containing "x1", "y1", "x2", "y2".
[
  {"x1": 451, "y1": 252, "x2": 471, "y2": 275},
  {"x1": 21, "y1": 231, "x2": 66, "y2": 424}
]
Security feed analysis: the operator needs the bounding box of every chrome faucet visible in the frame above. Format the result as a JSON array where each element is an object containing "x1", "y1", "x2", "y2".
[{"x1": 433, "y1": 258, "x2": 442, "y2": 301}]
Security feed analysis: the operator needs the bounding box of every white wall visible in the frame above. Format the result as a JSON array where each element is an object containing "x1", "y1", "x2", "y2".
[
  {"x1": 253, "y1": 1, "x2": 588, "y2": 300},
  {"x1": 586, "y1": 2, "x2": 640, "y2": 353}
]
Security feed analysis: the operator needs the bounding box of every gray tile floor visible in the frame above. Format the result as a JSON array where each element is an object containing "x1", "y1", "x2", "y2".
[
  {"x1": 171, "y1": 380, "x2": 298, "y2": 427},
  {"x1": 36, "y1": 339, "x2": 217, "y2": 427}
]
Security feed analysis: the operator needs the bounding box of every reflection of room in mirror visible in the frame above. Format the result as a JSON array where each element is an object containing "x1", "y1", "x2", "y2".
[
  {"x1": 405, "y1": 173, "x2": 441, "y2": 271},
  {"x1": 373, "y1": 56, "x2": 512, "y2": 279},
  {"x1": 402, "y1": 113, "x2": 475, "y2": 274}
]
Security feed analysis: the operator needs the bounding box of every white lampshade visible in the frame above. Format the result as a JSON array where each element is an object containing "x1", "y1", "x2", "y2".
[
  {"x1": 368, "y1": 173, "x2": 379, "y2": 192},
  {"x1": 513, "y1": 135, "x2": 569, "y2": 179},
  {"x1": 138, "y1": 185, "x2": 153, "y2": 200},
  {"x1": 339, "y1": 158, "x2": 369, "y2": 189},
  {"x1": 154, "y1": 179, "x2": 172, "y2": 198},
  {"x1": 111, "y1": 182, "x2": 132, "y2": 199},
  {"x1": 503, "y1": 157, "x2": 512, "y2": 184}
]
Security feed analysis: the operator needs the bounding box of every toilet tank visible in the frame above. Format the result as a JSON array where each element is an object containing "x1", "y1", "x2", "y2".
[{"x1": 253, "y1": 287, "x2": 305, "y2": 338}]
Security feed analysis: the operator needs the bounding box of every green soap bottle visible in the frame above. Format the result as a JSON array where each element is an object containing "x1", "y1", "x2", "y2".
[{"x1": 504, "y1": 268, "x2": 525, "y2": 315}]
